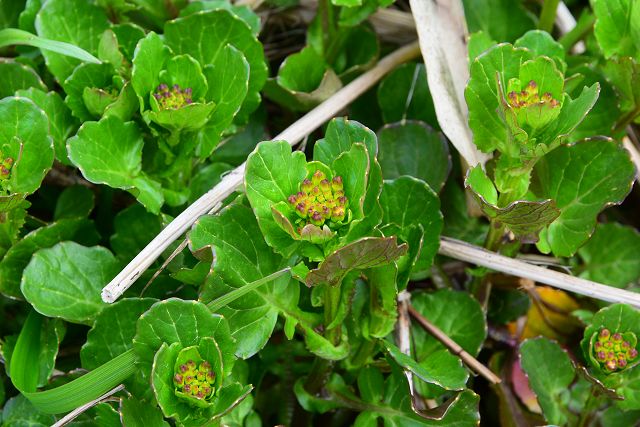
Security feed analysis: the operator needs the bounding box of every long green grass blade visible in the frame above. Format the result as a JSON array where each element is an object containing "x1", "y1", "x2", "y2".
[
  {"x1": 0, "y1": 28, "x2": 100, "y2": 64},
  {"x1": 11, "y1": 310, "x2": 136, "y2": 414},
  {"x1": 24, "y1": 349, "x2": 136, "y2": 414},
  {"x1": 207, "y1": 268, "x2": 291, "y2": 312}
]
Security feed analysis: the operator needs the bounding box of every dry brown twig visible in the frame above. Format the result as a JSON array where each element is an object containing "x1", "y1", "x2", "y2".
[{"x1": 407, "y1": 303, "x2": 502, "y2": 385}]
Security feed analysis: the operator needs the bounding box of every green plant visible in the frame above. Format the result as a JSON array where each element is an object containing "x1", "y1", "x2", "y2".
[{"x1": 1, "y1": 0, "x2": 640, "y2": 426}]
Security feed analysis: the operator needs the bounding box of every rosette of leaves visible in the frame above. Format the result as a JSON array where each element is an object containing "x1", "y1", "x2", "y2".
[
  {"x1": 580, "y1": 304, "x2": 640, "y2": 410},
  {"x1": 132, "y1": 298, "x2": 252, "y2": 425},
  {"x1": 245, "y1": 118, "x2": 385, "y2": 261},
  {"x1": 131, "y1": 9, "x2": 266, "y2": 153},
  {"x1": 466, "y1": 30, "x2": 599, "y2": 199},
  {"x1": 464, "y1": 31, "x2": 635, "y2": 254}
]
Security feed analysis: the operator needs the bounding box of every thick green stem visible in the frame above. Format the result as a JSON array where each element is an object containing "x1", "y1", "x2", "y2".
[
  {"x1": 324, "y1": 284, "x2": 342, "y2": 345},
  {"x1": 577, "y1": 385, "x2": 600, "y2": 427},
  {"x1": 303, "y1": 357, "x2": 333, "y2": 395},
  {"x1": 350, "y1": 339, "x2": 377, "y2": 368},
  {"x1": 538, "y1": 0, "x2": 561, "y2": 33},
  {"x1": 559, "y1": 13, "x2": 596, "y2": 52}
]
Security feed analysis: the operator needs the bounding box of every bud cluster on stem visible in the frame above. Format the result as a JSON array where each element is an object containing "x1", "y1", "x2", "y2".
[
  {"x1": 153, "y1": 83, "x2": 194, "y2": 110},
  {"x1": 507, "y1": 80, "x2": 560, "y2": 110},
  {"x1": 173, "y1": 359, "x2": 216, "y2": 400},
  {"x1": 287, "y1": 170, "x2": 348, "y2": 227},
  {"x1": 592, "y1": 328, "x2": 638, "y2": 372}
]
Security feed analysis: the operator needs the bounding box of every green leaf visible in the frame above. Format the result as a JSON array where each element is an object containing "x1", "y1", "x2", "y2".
[
  {"x1": 382, "y1": 341, "x2": 466, "y2": 390},
  {"x1": 578, "y1": 223, "x2": 640, "y2": 288},
  {"x1": 380, "y1": 176, "x2": 443, "y2": 274},
  {"x1": 0, "y1": 200, "x2": 27, "y2": 259},
  {"x1": 190, "y1": 203, "x2": 298, "y2": 358},
  {"x1": 54, "y1": 185, "x2": 94, "y2": 220},
  {"x1": 514, "y1": 30, "x2": 566, "y2": 72},
  {"x1": 36, "y1": 318, "x2": 65, "y2": 387},
  {"x1": 0, "y1": 395, "x2": 55, "y2": 426},
  {"x1": 197, "y1": 45, "x2": 250, "y2": 157},
  {"x1": 604, "y1": 56, "x2": 640, "y2": 114},
  {"x1": 592, "y1": 0, "x2": 640, "y2": 59},
  {"x1": 189, "y1": 162, "x2": 233, "y2": 204},
  {"x1": 67, "y1": 116, "x2": 164, "y2": 213},
  {"x1": 81, "y1": 298, "x2": 157, "y2": 396},
  {"x1": 63, "y1": 62, "x2": 115, "y2": 121},
  {"x1": 131, "y1": 32, "x2": 171, "y2": 112},
  {"x1": 180, "y1": 1, "x2": 261, "y2": 36},
  {"x1": 21, "y1": 242, "x2": 119, "y2": 324},
  {"x1": 245, "y1": 139, "x2": 307, "y2": 256},
  {"x1": 110, "y1": 203, "x2": 164, "y2": 262},
  {"x1": 355, "y1": 376, "x2": 480, "y2": 426},
  {"x1": 519, "y1": 337, "x2": 576, "y2": 425},
  {"x1": 411, "y1": 290, "x2": 487, "y2": 395},
  {"x1": 0, "y1": 59, "x2": 46, "y2": 97},
  {"x1": 164, "y1": 9, "x2": 267, "y2": 121},
  {"x1": 462, "y1": 0, "x2": 535, "y2": 42},
  {"x1": 376, "y1": 63, "x2": 437, "y2": 126},
  {"x1": 0, "y1": 218, "x2": 98, "y2": 299},
  {"x1": 0, "y1": 28, "x2": 101, "y2": 65},
  {"x1": 532, "y1": 139, "x2": 635, "y2": 256},
  {"x1": 120, "y1": 397, "x2": 169, "y2": 427},
  {"x1": 377, "y1": 121, "x2": 450, "y2": 191},
  {"x1": 0, "y1": 97, "x2": 54, "y2": 195},
  {"x1": 306, "y1": 237, "x2": 407, "y2": 287},
  {"x1": 466, "y1": 166, "x2": 560, "y2": 243},
  {"x1": 133, "y1": 298, "x2": 235, "y2": 377},
  {"x1": 466, "y1": 44, "x2": 532, "y2": 152},
  {"x1": 263, "y1": 46, "x2": 342, "y2": 112},
  {"x1": 0, "y1": 1, "x2": 26, "y2": 28},
  {"x1": 536, "y1": 83, "x2": 600, "y2": 146},
  {"x1": 16, "y1": 88, "x2": 77, "y2": 165},
  {"x1": 34, "y1": 0, "x2": 109, "y2": 82}
]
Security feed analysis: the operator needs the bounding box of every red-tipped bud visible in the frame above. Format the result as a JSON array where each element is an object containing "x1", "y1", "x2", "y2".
[
  {"x1": 180, "y1": 364, "x2": 188, "y2": 373},
  {"x1": 206, "y1": 371, "x2": 215, "y2": 383},
  {"x1": 597, "y1": 351, "x2": 607, "y2": 361},
  {"x1": 174, "y1": 374, "x2": 184, "y2": 385},
  {"x1": 288, "y1": 194, "x2": 298, "y2": 205},
  {"x1": 312, "y1": 170, "x2": 326, "y2": 185},
  {"x1": 605, "y1": 360, "x2": 617, "y2": 371},
  {"x1": 196, "y1": 391, "x2": 205, "y2": 399},
  {"x1": 319, "y1": 179, "x2": 330, "y2": 192},
  {"x1": 613, "y1": 333, "x2": 623, "y2": 343},
  {"x1": 187, "y1": 360, "x2": 196, "y2": 369},
  {"x1": 183, "y1": 384, "x2": 191, "y2": 393},
  {"x1": 310, "y1": 211, "x2": 324, "y2": 226},
  {"x1": 600, "y1": 328, "x2": 611, "y2": 340},
  {"x1": 618, "y1": 358, "x2": 628, "y2": 368},
  {"x1": 331, "y1": 176, "x2": 343, "y2": 191},
  {"x1": 331, "y1": 206, "x2": 345, "y2": 222},
  {"x1": 629, "y1": 348, "x2": 638, "y2": 359},
  {"x1": 301, "y1": 179, "x2": 313, "y2": 193}
]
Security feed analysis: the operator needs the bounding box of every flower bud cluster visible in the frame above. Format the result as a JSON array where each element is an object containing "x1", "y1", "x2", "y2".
[
  {"x1": 0, "y1": 155, "x2": 13, "y2": 181},
  {"x1": 173, "y1": 359, "x2": 215, "y2": 400},
  {"x1": 288, "y1": 170, "x2": 348, "y2": 227},
  {"x1": 153, "y1": 83, "x2": 193, "y2": 110},
  {"x1": 593, "y1": 328, "x2": 638, "y2": 372},
  {"x1": 507, "y1": 80, "x2": 560, "y2": 110}
]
